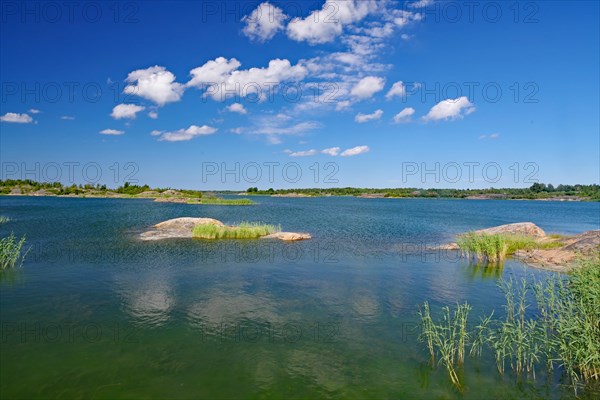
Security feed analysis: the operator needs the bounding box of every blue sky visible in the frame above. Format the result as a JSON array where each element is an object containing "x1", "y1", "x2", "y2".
[{"x1": 1, "y1": 0, "x2": 598, "y2": 190}]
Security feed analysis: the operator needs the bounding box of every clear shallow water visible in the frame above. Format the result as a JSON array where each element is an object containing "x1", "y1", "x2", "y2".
[{"x1": 0, "y1": 196, "x2": 598, "y2": 399}]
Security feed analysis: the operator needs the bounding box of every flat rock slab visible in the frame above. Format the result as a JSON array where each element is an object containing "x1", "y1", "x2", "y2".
[
  {"x1": 473, "y1": 222, "x2": 546, "y2": 237},
  {"x1": 139, "y1": 217, "x2": 311, "y2": 242},
  {"x1": 261, "y1": 232, "x2": 312, "y2": 241},
  {"x1": 140, "y1": 217, "x2": 224, "y2": 241}
]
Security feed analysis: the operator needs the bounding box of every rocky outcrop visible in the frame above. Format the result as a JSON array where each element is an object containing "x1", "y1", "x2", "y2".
[
  {"x1": 261, "y1": 232, "x2": 311, "y2": 241},
  {"x1": 139, "y1": 217, "x2": 311, "y2": 242},
  {"x1": 514, "y1": 230, "x2": 599, "y2": 271},
  {"x1": 140, "y1": 217, "x2": 224, "y2": 240},
  {"x1": 473, "y1": 222, "x2": 546, "y2": 237},
  {"x1": 436, "y1": 222, "x2": 598, "y2": 271}
]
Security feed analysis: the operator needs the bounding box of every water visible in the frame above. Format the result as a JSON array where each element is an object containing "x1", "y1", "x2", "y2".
[{"x1": 1, "y1": 196, "x2": 598, "y2": 398}]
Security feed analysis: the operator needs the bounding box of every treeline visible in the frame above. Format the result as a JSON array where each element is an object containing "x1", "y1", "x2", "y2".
[
  {"x1": 244, "y1": 183, "x2": 600, "y2": 200},
  {"x1": 0, "y1": 180, "x2": 202, "y2": 198}
]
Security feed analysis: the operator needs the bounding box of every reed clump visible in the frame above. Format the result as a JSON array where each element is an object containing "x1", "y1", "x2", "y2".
[
  {"x1": 0, "y1": 233, "x2": 29, "y2": 270},
  {"x1": 192, "y1": 222, "x2": 280, "y2": 239},
  {"x1": 418, "y1": 254, "x2": 600, "y2": 393},
  {"x1": 457, "y1": 233, "x2": 552, "y2": 263}
]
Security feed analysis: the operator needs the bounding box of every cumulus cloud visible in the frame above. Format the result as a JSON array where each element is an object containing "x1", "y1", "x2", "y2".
[
  {"x1": 61, "y1": 116, "x2": 75, "y2": 120},
  {"x1": 423, "y1": 97, "x2": 475, "y2": 121},
  {"x1": 407, "y1": 0, "x2": 434, "y2": 8},
  {"x1": 287, "y1": 0, "x2": 379, "y2": 44},
  {"x1": 124, "y1": 66, "x2": 185, "y2": 106},
  {"x1": 393, "y1": 107, "x2": 415, "y2": 123},
  {"x1": 321, "y1": 147, "x2": 341, "y2": 156},
  {"x1": 335, "y1": 100, "x2": 351, "y2": 111},
  {"x1": 226, "y1": 103, "x2": 247, "y2": 114},
  {"x1": 28, "y1": 108, "x2": 41, "y2": 114},
  {"x1": 0, "y1": 112, "x2": 33, "y2": 123},
  {"x1": 187, "y1": 57, "x2": 307, "y2": 101},
  {"x1": 242, "y1": 2, "x2": 287, "y2": 42},
  {"x1": 386, "y1": 81, "x2": 406, "y2": 99},
  {"x1": 153, "y1": 125, "x2": 218, "y2": 142},
  {"x1": 100, "y1": 129, "x2": 125, "y2": 135},
  {"x1": 340, "y1": 145, "x2": 370, "y2": 156},
  {"x1": 289, "y1": 149, "x2": 317, "y2": 157},
  {"x1": 355, "y1": 109, "x2": 383, "y2": 123},
  {"x1": 148, "y1": 111, "x2": 158, "y2": 119},
  {"x1": 285, "y1": 146, "x2": 365, "y2": 157},
  {"x1": 111, "y1": 104, "x2": 145, "y2": 120},
  {"x1": 350, "y1": 76, "x2": 385, "y2": 99}
]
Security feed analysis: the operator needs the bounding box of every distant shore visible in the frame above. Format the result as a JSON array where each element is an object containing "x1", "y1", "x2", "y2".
[{"x1": 1, "y1": 180, "x2": 598, "y2": 202}]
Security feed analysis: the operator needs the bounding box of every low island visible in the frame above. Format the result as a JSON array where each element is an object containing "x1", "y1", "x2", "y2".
[{"x1": 139, "y1": 217, "x2": 311, "y2": 242}]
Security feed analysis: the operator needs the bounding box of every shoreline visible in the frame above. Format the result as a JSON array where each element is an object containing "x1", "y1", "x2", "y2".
[{"x1": 0, "y1": 193, "x2": 596, "y2": 202}]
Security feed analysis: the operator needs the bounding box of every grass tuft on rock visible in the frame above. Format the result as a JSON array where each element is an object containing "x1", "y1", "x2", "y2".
[
  {"x1": 456, "y1": 233, "x2": 561, "y2": 263},
  {"x1": 192, "y1": 222, "x2": 280, "y2": 239}
]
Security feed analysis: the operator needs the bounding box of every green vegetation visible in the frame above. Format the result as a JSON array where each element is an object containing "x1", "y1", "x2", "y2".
[
  {"x1": 0, "y1": 233, "x2": 29, "y2": 270},
  {"x1": 418, "y1": 302, "x2": 482, "y2": 390},
  {"x1": 244, "y1": 183, "x2": 600, "y2": 201},
  {"x1": 0, "y1": 217, "x2": 10, "y2": 225},
  {"x1": 2, "y1": 180, "x2": 598, "y2": 200},
  {"x1": 192, "y1": 222, "x2": 280, "y2": 239},
  {"x1": 0, "y1": 179, "x2": 203, "y2": 199},
  {"x1": 190, "y1": 197, "x2": 255, "y2": 206},
  {"x1": 456, "y1": 233, "x2": 564, "y2": 263},
  {"x1": 419, "y1": 255, "x2": 600, "y2": 393}
]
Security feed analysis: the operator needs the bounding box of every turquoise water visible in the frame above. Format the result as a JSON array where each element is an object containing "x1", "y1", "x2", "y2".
[{"x1": 1, "y1": 196, "x2": 598, "y2": 398}]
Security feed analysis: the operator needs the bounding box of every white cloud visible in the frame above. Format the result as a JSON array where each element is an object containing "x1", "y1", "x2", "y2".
[
  {"x1": 350, "y1": 76, "x2": 385, "y2": 99},
  {"x1": 407, "y1": 0, "x2": 434, "y2": 8},
  {"x1": 289, "y1": 149, "x2": 317, "y2": 157},
  {"x1": 287, "y1": 0, "x2": 379, "y2": 44},
  {"x1": 423, "y1": 97, "x2": 475, "y2": 121},
  {"x1": 230, "y1": 127, "x2": 244, "y2": 134},
  {"x1": 340, "y1": 145, "x2": 370, "y2": 156},
  {"x1": 386, "y1": 81, "x2": 406, "y2": 99},
  {"x1": 100, "y1": 129, "x2": 125, "y2": 135},
  {"x1": 480, "y1": 133, "x2": 500, "y2": 140},
  {"x1": 321, "y1": 147, "x2": 341, "y2": 156},
  {"x1": 28, "y1": 108, "x2": 41, "y2": 114},
  {"x1": 393, "y1": 107, "x2": 415, "y2": 123},
  {"x1": 61, "y1": 116, "x2": 75, "y2": 120},
  {"x1": 187, "y1": 57, "x2": 307, "y2": 101},
  {"x1": 226, "y1": 103, "x2": 247, "y2": 114},
  {"x1": 355, "y1": 109, "x2": 383, "y2": 123},
  {"x1": 0, "y1": 113, "x2": 33, "y2": 123},
  {"x1": 124, "y1": 66, "x2": 184, "y2": 106},
  {"x1": 155, "y1": 125, "x2": 217, "y2": 142},
  {"x1": 242, "y1": 2, "x2": 287, "y2": 42},
  {"x1": 148, "y1": 111, "x2": 158, "y2": 119},
  {"x1": 111, "y1": 104, "x2": 145, "y2": 120},
  {"x1": 335, "y1": 100, "x2": 351, "y2": 111},
  {"x1": 393, "y1": 9, "x2": 423, "y2": 27}
]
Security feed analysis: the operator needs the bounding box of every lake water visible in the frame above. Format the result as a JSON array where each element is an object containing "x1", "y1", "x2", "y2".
[{"x1": 1, "y1": 196, "x2": 598, "y2": 399}]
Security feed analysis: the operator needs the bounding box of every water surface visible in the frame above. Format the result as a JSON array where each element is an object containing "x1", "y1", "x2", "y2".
[{"x1": 1, "y1": 196, "x2": 598, "y2": 398}]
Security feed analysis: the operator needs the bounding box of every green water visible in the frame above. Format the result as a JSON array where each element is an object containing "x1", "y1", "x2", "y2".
[{"x1": 1, "y1": 196, "x2": 598, "y2": 398}]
